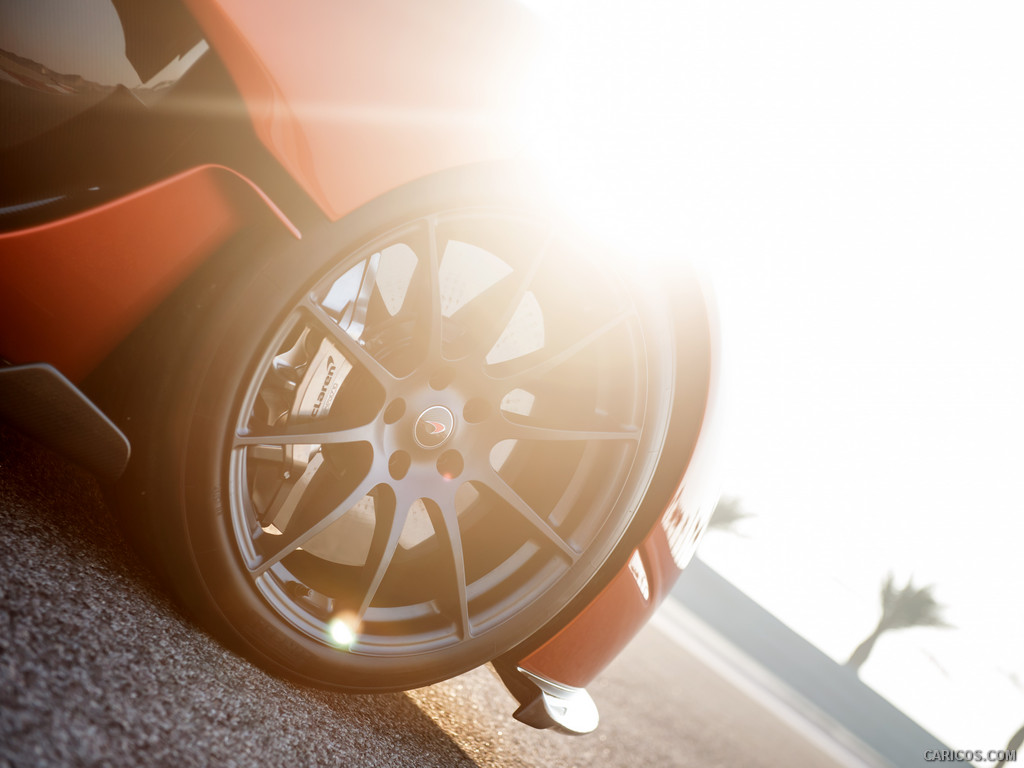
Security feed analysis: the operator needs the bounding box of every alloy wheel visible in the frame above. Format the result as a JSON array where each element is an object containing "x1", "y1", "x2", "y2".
[{"x1": 227, "y1": 208, "x2": 670, "y2": 661}]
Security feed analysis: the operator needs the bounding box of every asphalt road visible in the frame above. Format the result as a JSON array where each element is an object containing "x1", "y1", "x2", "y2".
[{"x1": 1, "y1": 424, "x2": 864, "y2": 768}]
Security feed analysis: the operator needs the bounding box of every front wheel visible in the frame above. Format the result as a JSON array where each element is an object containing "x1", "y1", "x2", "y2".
[{"x1": 112, "y1": 166, "x2": 679, "y2": 692}]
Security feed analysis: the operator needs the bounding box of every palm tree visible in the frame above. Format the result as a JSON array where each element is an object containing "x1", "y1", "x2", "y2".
[
  {"x1": 706, "y1": 496, "x2": 752, "y2": 534},
  {"x1": 845, "y1": 573, "x2": 951, "y2": 674}
]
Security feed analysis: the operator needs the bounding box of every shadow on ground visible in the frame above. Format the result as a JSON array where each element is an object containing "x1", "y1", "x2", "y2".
[{"x1": 0, "y1": 425, "x2": 479, "y2": 768}]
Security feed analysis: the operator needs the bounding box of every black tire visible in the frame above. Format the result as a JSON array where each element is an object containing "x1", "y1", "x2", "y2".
[{"x1": 108, "y1": 163, "x2": 686, "y2": 692}]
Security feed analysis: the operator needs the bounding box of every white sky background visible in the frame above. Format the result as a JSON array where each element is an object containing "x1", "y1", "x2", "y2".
[{"x1": 520, "y1": 0, "x2": 1024, "y2": 755}]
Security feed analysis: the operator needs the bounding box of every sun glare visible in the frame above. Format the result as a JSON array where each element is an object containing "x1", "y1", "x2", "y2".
[
  {"x1": 516, "y1": 2, "x2": 692, "y2": 263},
  {"x1": 520, "y1": 0, "x2": 1024, "y2": 755},
  {"x1": 328, "y1": 615, "x2": 357, "y2": 648}
]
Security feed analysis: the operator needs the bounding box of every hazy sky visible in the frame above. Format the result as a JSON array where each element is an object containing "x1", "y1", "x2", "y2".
[{"x1": 521, "y1": 0, "x2": 1024, "y2": 756}]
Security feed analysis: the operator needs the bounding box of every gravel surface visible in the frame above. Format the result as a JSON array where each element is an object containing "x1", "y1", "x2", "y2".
[
  {"x1": 0, "y1": 425, "x2": 477, "y2": 768},
  {"x1": 1, "y1": 423, "x2": 855, "y2": 767}
]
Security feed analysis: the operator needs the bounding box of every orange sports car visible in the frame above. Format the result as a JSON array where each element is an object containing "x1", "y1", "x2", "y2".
[{"x1": 0, "y1": 0, "x2": 717, "y2": 733}]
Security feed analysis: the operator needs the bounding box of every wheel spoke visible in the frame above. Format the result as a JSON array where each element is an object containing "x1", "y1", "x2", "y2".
[
  {"x1": 547, "y1": 441, "x2": 602, "y2": 526},
  {"x1": 251, "y1": 469, "x2": 379, "y2": 576},
  {"x1": 337, "y1": 251, "x2": 381, "y2": 341},
  {"x1": 396, "y1": 217, "x2": 443, "y2": 360},
  {"x1": 448, "y1": 230, "x2": 552, "y2": 357},
  {"x1": 476, "y1": 468, "x2": 578, "y2": 561},
  {"x1": 425, "y1": 499, "x2": 472, "y2": 640},
  {"x1": 490, "y1": 310, "x2": 632, "y2": 384},
  {"x1": 424, "y1": 217, "x2": 443, "y2": 356},
  {"x1": 355, "y1": 490, "x2": 412, "y2": 617},
  {"x1": 300, "y1": 297, "x2": 399, "y2": 392},
  {"x1": 499, "y1": 418, "x2": 640, "y2": 443},
  {"x1": 234, "y1": 420, "x2": 373, "y2": 447},
  {"x1": 258, "y1": 451, "x2": 324, "y2": 528}
]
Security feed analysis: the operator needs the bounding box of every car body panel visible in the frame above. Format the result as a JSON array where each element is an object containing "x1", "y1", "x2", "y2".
[
  {"x1": 0, "y1": 165, "x2": 296, "y2": 380},
  {"x1": 183, "y1": 0, "x2": 536, "y2": 221},
  {"x1": 519, "y1": 435, "x2": 719, "y2": 688}
]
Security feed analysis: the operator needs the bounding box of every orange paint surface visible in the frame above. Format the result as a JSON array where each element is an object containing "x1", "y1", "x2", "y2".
[
  {"x1": 184, "y1": 0, "x2": 536, "y2": 221},
  {"x1": 519, "y1": 523, "x2": 683, "y2": 689},
  {"x1": 0, "y1": 165, "x2": 295, "y2": 380}
]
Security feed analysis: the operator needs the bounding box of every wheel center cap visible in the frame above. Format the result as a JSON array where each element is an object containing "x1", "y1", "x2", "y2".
[{"x1": 414, "y1": 405, "x2": 455, "y2": 449}]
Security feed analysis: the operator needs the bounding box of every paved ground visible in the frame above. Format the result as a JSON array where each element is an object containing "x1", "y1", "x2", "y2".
[{"x1": 1, "y1": 424, "x2": 867, "y2": 767}]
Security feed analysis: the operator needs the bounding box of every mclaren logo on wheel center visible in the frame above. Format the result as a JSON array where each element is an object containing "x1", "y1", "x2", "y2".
[{"x1": 414, "y1": 406, "x2": 455, "y2": 449}]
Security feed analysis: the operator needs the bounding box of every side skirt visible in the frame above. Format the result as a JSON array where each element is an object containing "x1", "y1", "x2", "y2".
[{"x1": 0, "y1": 363, "x2": 129, "y2": 479}]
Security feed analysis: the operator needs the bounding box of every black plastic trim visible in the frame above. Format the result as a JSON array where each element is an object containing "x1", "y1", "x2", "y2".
[{"x1": 0, "y1": 363, "x2": 130, "y2": 479}]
